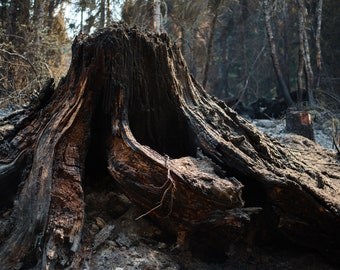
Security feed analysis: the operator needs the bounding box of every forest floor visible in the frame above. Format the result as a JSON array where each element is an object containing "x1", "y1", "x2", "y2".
[
  {"x1": 252, "y1": 117, "x2": 335, "y2": 150},
  {"x1": 1, "y1": 107, "x2": 339, "y2": 269},
  {"x1": 80, "y1": 117, "x2": 339, "y2": 270}
]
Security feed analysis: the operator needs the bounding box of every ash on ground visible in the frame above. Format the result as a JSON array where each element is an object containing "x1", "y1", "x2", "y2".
[{"x1": 251, "y1": 118, "x2": 336, "y2": 150}]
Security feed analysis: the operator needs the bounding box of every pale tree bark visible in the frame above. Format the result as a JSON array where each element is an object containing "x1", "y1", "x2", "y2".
[
  {"x1": 153, "y1": 0, "x2": 161, "y2": 33},
  {"x1": 106, "y1": 0, "x2": 111, "y2": 26},
  {"x1": 79, "y1": 0, "x2": 86, "y2": 33},
  {"x1": 262, "y1": 0, "x2": 294, "y2": 107}
]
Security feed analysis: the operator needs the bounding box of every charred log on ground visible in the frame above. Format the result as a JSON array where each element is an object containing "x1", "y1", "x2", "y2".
[{"x1": 0, "y1": 23, "x2": 339, "y2": 269}]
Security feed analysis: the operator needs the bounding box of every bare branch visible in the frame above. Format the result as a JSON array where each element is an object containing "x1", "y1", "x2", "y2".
[{"x1": 0, "y1": 48, "x2": 37, "y2": 76}]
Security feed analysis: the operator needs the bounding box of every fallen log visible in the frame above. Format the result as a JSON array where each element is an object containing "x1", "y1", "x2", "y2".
[{"x1": 0, "y1": 23, "x2": 339, "y2": 269}]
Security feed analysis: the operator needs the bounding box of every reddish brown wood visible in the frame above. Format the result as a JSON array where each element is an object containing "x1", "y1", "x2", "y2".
[{"x1": 0, "y1": 23, "x2": 339, "y2": 269}]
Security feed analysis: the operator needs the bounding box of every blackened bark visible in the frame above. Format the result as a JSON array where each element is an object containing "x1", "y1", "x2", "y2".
[{"x1": 0, "y1": 23, "x2": 339, "y2": 269}]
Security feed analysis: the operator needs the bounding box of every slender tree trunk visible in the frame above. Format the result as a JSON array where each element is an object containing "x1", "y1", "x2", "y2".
[
  {"x1": 100, "y1": 0, "x2": 105, "y2": 28},
  {"x1": 215, "y1": 19, "x2": 233, "y2": 98},
  {"x1": 297, "y1": 0, "x2": 316, "y2": 107},
  {"x1": 153, "y1": 0, "x2": 161, "y2": 33},
  {"x1": 106, "y1": 0, "x2": 111, "y2": 26},
  {"x1": 180, "y1": 23, "x2": 192, "y2": 66},
  {"x1": 302, "y1": 24, "x2": 316, "y2": 106},
  {"x1": 32, "y1": 0, "x2": 46, "y2": 45},
  {"x1": 47, "y1": 0, "x2": 55, "y2": 32},
  {"x1": 314, "y1": 0, "x2": 323, "y2": 90},
  {"x1": 282, "y1": 0, "x2": 290, "y2": 91},
  {"x1": 240, "y1": 0, "x2": 249, "y2": 98},
  {"x1": 262, "y1": 0, "x2": 294, "y2": 107},
  {"x1": 202, "y1": 7, "x2": 219, "y2": 89},
  {"x1": 80, "y1": 7, "x2": 84, "y2": 32},
  {"x1": 297, "y1": 1, "x2": 305, "y2": 109}
]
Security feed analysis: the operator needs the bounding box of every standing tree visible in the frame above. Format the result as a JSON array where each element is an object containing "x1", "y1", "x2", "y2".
[
  {"x1": 0, "y1": 23, "x2": 339, "y2": 269},
  {"x1": 314, "y1": 0, "x2": 323, "y2": 90},
  {"x1": 202, "y1": 0, "x2": 222, "y2": 88},
  {"x1": 153, "y1": 0, "x2": 162, "y2": 33},
  {"x1": 262, "y1": 0, "x2": 294, "y2": 107},
  {"x1": 263, "y1": 0, "x2": 325, "y2": 109},
  {"x1": 121, "y1": 0, "x2": 154, "y2": 31},
  {"x1": 77, "y1": 0, "x2": 118, "y2": 33},
  {"x1": 296, "y1": 0, "x2": 316, "y2": 107}
]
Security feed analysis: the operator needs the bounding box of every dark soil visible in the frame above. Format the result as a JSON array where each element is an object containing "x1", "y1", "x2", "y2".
[{"x1": 81, "y1": 160, "x2": 339, "y2": 270}]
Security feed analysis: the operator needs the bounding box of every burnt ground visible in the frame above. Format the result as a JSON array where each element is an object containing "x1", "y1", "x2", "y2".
[
  {"x1": 81, "y1": 209, "x2": 338, "y2": 270},
  {"x1": 1, "y1": 107, "x2": 339, "y2": 269},
  {"x1": 82, "y1": 184, "x2": 338, "y2": 270},
  {"x1": 79, "y1": 119, "x2": 339, "y2": 270}
]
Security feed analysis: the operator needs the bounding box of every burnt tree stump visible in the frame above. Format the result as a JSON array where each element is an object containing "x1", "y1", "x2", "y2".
[
  {"x1": 0, "y1": 23, "x2": 339, "y2": 269},
  {"x1": 286, "y1": 110, "x2": 314, "y2": 140}
]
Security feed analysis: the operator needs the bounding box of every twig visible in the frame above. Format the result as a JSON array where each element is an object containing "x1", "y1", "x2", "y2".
[{"x1": 135, "y1": 154, "x2": 176, "y2": 220}]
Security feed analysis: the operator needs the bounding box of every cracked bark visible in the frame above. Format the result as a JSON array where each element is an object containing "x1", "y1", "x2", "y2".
[{"x1": 0, "y1": 23, "x2": 339, "y2": 269}]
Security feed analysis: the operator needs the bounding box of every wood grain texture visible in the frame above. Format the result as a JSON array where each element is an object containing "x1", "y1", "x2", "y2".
[{"x1": 0, "y1": 23, "x2": 339, "y2": 269}]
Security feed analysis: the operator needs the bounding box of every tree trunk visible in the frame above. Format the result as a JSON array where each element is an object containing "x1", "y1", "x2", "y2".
[
  {"x1": 215, "y1": 18, "x2": 233, "y2": 98},
  {"x1": 282, "y1": 0, "x2": 291, "y2": 90},
  {"x1": 262, "y1": 0, "x2": 294, "y2": 107},
  {"x1": 32, "y1": 0, "x2": 46, "y2": 44},
  {"x1": 106, "y1": 0, "x2": 111, "y2": 26},
  {"x1": 297, "y1": 0, "x2": 316, "y2": 107},
  {"x1": 0, "y1": 23, "x2": 339, "y2": 269},
  {"x1": 297, "y1": 1, "x2": 306, "y2": 109},
  {"x1": 202, "y1": 5, "x2": 219, "y2": 89},
  {"x1": 153, "y1": 0, "x2": 162, "y2": 33},
  {"x1": 100, "y1": 0, "x2": 105, "y2": 28},
  {"x1": 314, "y1": 0, "x2": 323, "y2": 90}
]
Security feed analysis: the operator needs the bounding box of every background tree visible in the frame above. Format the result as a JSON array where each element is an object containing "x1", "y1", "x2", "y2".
[
  {"x1": 0, "y1": 0, "x2": 69, "y2": 109},
  {"x1": 1, "y1": 0, "x2": 338, "y2": 114},
  {"x1": 121, "y1": 0, "x2": 339, "y2": 114},
  {"x1": 262, "y1": 0, "x2": 294, "y2": 107},
  {"x1": 202, "y1": 0, "x2": 223, "y2": 89},
  {"x1": 153, "y1": 0, "x2": 161, "y2": 33},
  {"x1": 122, "y1": 0, "x2": 154, "y2": 31}
]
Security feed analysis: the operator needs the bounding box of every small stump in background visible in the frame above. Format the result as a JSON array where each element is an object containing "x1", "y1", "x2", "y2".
[{"x1": 286, "y1": 110, "x2": 314, "y2": 140}]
